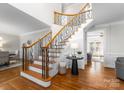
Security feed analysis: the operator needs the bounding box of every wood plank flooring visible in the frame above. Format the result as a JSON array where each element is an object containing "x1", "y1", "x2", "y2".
[{"x1": 0, "y1": 62, "x2": 124, "y2": 90}]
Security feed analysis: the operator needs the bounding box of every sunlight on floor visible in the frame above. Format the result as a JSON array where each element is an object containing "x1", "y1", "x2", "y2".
[{"x1": 88, "y1": 62, "x2": 103, "y2": 75}]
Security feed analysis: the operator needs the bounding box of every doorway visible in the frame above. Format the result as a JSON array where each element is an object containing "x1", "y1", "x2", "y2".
[{"x1": 87, "y1": 30, "x2": 104, "y2": 64}]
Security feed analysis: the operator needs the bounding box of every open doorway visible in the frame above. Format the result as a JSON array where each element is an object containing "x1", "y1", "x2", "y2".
[{"x1": 87, "y1": 30, "x2": 104, "y2": 64}]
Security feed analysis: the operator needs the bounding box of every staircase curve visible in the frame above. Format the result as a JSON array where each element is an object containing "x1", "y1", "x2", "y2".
[{"x1": 21, "y1": 3, "x2": 93, "y2": 87}]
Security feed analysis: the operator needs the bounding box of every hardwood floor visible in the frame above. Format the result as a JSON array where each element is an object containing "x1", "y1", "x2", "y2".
[{"x1": 0, "y1": 62, "x2": 124, "y2": 90}]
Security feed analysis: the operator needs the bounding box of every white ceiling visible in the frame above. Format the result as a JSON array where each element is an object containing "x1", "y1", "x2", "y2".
[
  {"x1": 62, "y1": 3, "x2": 84, "y2": 11},
  {"x1": 0, "y1": 3, "x2": 124, "y2": 36},
  {"x1": 93, "y1": 3, "x2": 124, "y2": 25},
  {"x1": 62, "y1": 3, "x2": 75, "y2": 8},
  {"x1": 0, "y1": 4, "x2": 49, "y2": 36}
]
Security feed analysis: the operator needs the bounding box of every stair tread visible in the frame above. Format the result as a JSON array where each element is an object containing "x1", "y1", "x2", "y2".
[
  {"x1": 61, "y1": 40, "x2": 69, "y2": 42},
  {"x1": 59, "y1": 41, "x2": 69, "y2": 44},
  {"x1": 34, "y1": 59, "x2": 57, "y2": 64},
  {"x1": 54, "y1": 44, "x2": 66, "y2": 46},
  {"x1": 49, "y1": 48, "x2": 64, "y2": 49},
  {"x1": 33, "y1": 59, "x2": 42, "y2": 62},
  {"x1": 49, "y1": 49, "x2": 61, "y2": 51},
  {"x1": 49, "y1": 51, "x2": 61, "y2": 53},
  {"x1": 22, "y1": 70, "x2": 51, "y2": 82},
  {"x1": 51, "y1": 46, "x2": 64, "y2": 49},
  {"x1": 49, "y1": 55, "x2": 59, "y2": 58},
  {"x1": 49, "y1": 61, "x2": 56, "y2": 64},
  {"x1": 59, "y1": 42, "x2": 66, "y2": 44},
  {"x1": 29, "y1": 64, "x2": 52, "y2": 71}
]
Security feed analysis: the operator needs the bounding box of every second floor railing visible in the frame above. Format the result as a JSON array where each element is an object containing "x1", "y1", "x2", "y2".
[{"x1": 54, "y1": 3, "x2": 92, "y2": 26}]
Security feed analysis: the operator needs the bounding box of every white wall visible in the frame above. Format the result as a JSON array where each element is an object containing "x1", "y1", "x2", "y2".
[
  {"x1": 20, "y1": 28, "x2": 50, "y2": 46},
  {"x1": 0, "y1": 27, "x2": 50, "y2": 58},
  {"x1": 104, "y1": 21, "x2": 124, "y2": 68},
  {"x1": 0, "y1": 33, "x2": 20, "y2": 52},
  {"x1": 68, "y1": 28, "x2": 85, "y2": 69},
  {"x1": 51, "y1": 24, "x2": 63, "y2": 38},
  {"x1": 10, "y1": 3, "x2": 62, "y2": 26},
  {"x1": 19, "y1": 28, "x2": 50, "y2": 58},
  {"x1": 89, "y1": 20, "x2": 124, "y2": 68},
  {"x1": 63, "y1": 4, "x2": 84, "y2": 13}
]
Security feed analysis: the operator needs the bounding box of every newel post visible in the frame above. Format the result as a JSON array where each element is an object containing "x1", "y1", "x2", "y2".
[
  {"x1": 42, "y1": 47, "x2": 49, "y2": 79},
  {"x1": 22, "y1": 43, "x2": 29, "y2": 71}
]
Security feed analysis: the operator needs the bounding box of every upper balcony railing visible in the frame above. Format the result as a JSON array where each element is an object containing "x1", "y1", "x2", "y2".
[{"x1": 54, "y1": 3, "x2": 92, "y2": 26}]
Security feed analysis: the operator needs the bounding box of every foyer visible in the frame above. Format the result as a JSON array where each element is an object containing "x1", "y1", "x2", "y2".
[{"x1": 0, "y1": 3, "x2": 124, "y2": 89}]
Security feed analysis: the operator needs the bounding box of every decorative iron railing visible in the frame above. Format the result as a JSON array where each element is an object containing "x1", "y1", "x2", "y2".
[{"x1": 54, "y1": 3, "x2": 92, "y2": 26}]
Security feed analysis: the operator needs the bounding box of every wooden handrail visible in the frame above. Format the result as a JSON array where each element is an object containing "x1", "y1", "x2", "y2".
[
  {"x1": 23, "y1": 31, "x2": 52, "y2": 48},
  {"x1": 54, "y1": 9, "x2": 91, "y2": 17},
  {"x1": 54, "y1": 11, "x2": 78, "y2": 16},
  {"x1": 45, "y1": 3, "x2": 90, "y2": 48},
  {"x1": 54, "y1": 3, "x2": 89, "y2": 16}
]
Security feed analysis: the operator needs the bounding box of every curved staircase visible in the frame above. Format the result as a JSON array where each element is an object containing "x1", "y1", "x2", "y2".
[{"x1": 20, "y1": 3, "x2": 93, "y2": 87}]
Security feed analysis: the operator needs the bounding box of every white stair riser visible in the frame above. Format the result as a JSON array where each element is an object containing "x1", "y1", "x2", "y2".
[
  {"x1": 34, "y1": 60, "x2": 58, "y2": 66},
  {"x1": 20, "y1": 72, "x2": 51, "y2": 87},
  {"x1": 34, "y1": 61, "x2": 53, "y2": 68},
  {"x1": 29, "y1": 66, "x2": 43, "y2": 74},
  {"x1": 49, "y1": 53, "x2": 60, "y2": 57},
  {"x1": 29, "y1": 66, "x2": 58, "y2": 77},
  {"x1": 34, "y1": 61, "x2": 42, "y2": 65},
  {"x1": 52, "y1": 46, "x2": 65, "y2": 48}
]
